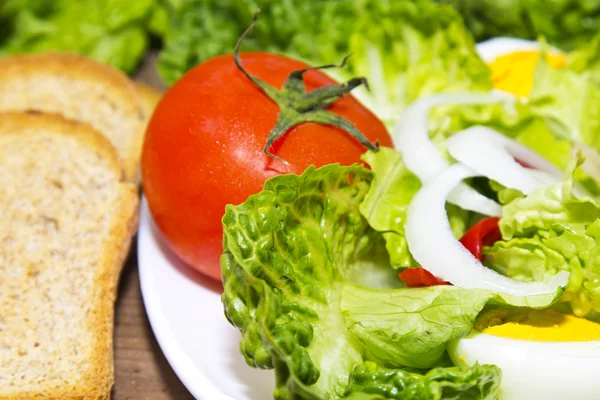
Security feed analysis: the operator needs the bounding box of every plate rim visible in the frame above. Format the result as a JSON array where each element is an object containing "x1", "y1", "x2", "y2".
[{"x1": 138, "y1": 196, "x2": 236, "y2": 400}]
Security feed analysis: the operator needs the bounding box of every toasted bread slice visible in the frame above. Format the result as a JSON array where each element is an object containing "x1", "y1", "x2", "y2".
[
  {"x1": 134, "y1": 82, "x2": 163, "y2": 120},
  {"x1": 0, "y1": 112, "x2": 139, "y2": 399},
  {"x1": 0, "y1": 53, "x2": 146, "y2": 181}
]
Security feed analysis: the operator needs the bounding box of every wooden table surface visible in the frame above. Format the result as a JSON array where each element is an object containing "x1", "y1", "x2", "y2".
[
  {"x1": 112, "y1": 249, "x2": 194, "y2": 400},
  {"x1": 111, "y1": 54, "x2": 195, "y2": 400}
]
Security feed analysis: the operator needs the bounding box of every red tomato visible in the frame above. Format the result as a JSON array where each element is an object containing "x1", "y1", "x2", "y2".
[
  {"x1": 459, "y1": 217, "x2": 502, "y2": 261},
  {"x1": 142, "y1": 52, "x2": 392, "y2": 280}
]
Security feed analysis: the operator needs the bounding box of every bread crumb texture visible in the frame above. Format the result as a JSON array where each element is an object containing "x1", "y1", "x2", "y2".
[
  {"x1": 0, "y1": 53, "x2": 146, "y2": 181},
  {"x1": 0, "y1": 112, "x2": 139, "y2": 399}
]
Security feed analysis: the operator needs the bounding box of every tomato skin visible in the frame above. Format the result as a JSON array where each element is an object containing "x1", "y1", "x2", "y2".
[
  {"x1": 142, "y1": 52, "x2": 392, "y2": 280},
  {"x1": 458, "y1": 217, "x2": 502, "y2": 261}
]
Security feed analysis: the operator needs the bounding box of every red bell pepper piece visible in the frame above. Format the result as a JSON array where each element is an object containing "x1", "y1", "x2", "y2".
[
  {"x1": 399, "y1": 217, "x2": 502, "y2": 287},
  {"x1": 399, "y1": 268, "x2": 449, "y2": 287},
  {"x1": 514, "y1": 157, "x2": 534, "y2": 169},
  {"x1": 458, "y1": 217, "x2": 502, "y2": 261}
]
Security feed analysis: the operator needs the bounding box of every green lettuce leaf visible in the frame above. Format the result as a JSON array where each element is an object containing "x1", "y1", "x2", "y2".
[
  {"x1": 359, "y1": 148, "x2": 421, "y2": 269},
  {"x1": 342, "y1": 284, "x2": 558, "y2": 370},
  {"x1": 222, "y1": 163, "x2": 559, "y2": 399},
  {"x1": 529, "y1": 38, "x2": 600, "y2": 152},
  {"x1": 500, "y1": 170, "x2": 600, "y2": 239},
  {"x1": 484, "y1": 164, "x2": 600, "y2": 316},
  {"x1": 345, "y1": 362, "x2": 500, "y2": 400},
  {"x1": 441, "y1": 0, "x2": 600, "y2": 50},
  {"x1": 0, "y1": 0, "x2": 157, "y2": 72}
]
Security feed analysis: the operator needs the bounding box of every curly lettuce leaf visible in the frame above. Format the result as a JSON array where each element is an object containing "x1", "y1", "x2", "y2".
[
  {"x1": 500, "y1": 171, "x2": 600, "y2": 239},
  {"x1": 529, "y1": 38, "x2": 600, "y2": 152},
  {"x1": 0, "y1": 0, "x2": 157, "y2": 72},
  {"x1": 345, "y1": 362, "x2": 500, "y2": 400},
  {"x1": 484, "y1": 163, "x2": 600, "y2": 316},
  {"x1": 157, "y1": 0, "x2": 340, "y2": 84},
  {"x1": 442, "y1": 0, "x2": 600, "y2": 50},
  {"x1": 222, "y1": 163, "x2": 559, "y2": 399}
]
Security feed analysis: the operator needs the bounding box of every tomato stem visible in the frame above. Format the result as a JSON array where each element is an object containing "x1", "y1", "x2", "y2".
[{"x1": 234, "y1": 11, "x2": 380, "y2": 164}]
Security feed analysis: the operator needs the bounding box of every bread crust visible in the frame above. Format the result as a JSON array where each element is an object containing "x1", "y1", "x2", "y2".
[
  {"x1": 0, "y1": 53, "x2": 146, "y2": 181},
  {"x1": 0, "y1": 112, "x2": 140, "y2": 400},
  {"x1": 134, "y1": 82, "x2": 163, "y2": 120}
]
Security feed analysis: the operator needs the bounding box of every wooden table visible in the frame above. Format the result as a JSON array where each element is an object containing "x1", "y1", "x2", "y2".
[
  {"x1": 111, "y1": 54, "x2": 195, "y2": 400},
  {"x1": 112, "y1": 250, "x2": 194, "y2": 400}
]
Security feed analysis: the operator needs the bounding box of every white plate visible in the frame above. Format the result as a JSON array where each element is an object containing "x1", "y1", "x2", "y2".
[{"x1": 138, "y1": 197, "x2": 274, "y2": 399}]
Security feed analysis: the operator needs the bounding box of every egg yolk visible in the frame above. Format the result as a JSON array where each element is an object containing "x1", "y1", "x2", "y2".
[
  {"x1": 475, "y1": 308, "x2": 600, "y2": 342},
  {"x1": 488, "y1": 50, "x2": 566, "y2": 98}
]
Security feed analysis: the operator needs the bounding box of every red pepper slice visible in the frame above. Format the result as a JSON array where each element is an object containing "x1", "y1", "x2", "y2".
[
  {"x1": 514, "y1": 157, "x2": 534, "y2": 169},
  {"x1": 399, "y1": 217, "x2": 502, "y2": 287},
  {"x1": 399, "y1": 268, "x2": 449, "y2": 287},
  {"x1": 458, "y1": 217, "x2": 502, "y2": 261}
]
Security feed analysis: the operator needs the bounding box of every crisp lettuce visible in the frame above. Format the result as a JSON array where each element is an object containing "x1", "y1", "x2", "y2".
[
  {"x1": 529, "y1": 38, "x2": 600, "y2": 152},
  {"x1": 441, "y1": 0, "x2": 600, "y2": 50},
  {"x1": 484, "y1": 162, "x2": 600, "y2": 316},
  {"x1": 221, "y1": 163, "x2": 559, "y2": 399},
  {"x1": 0, "y1": 0, "x2": 159, "y2": 72},
  {"x1": 359, "y1": 148, "x2": 421, "y2": 269},
  {"x1": 157, "y1": 0, "x2": 490, "y2": 128}
]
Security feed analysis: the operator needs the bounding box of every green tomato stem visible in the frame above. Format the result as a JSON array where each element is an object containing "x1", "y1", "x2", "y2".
[{"x1": 233, "y1": 10, "x2": 379, "y2": 165}]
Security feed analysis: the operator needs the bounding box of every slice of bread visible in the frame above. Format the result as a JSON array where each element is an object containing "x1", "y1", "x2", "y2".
[
  {"x1": 134, "y1": 82, "x2": 163, "y2": 120},
  {"x1": 0, "y1": 53, "x2": 146, "y2": 181},
  {"x1": 0, "y1": 112, "x2": 139, "y2": 399}
]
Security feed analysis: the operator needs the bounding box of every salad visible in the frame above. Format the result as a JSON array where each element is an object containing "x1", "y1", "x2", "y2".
[
  {"x1": 217, "y1": 13, "x2": 600, "y2": 400},
  {"x1": 136, "y1": 2, "x2": 600, "y2": 400}
]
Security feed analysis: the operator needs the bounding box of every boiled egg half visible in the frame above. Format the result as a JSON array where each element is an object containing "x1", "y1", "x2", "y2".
[{"x1": 448, "y1": 308, "x2": 600, "y2": 399}]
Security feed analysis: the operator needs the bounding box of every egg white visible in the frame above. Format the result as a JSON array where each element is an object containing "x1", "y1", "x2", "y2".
[
  {"x1": 475, "y1": 37, "x2": 542, "y2": 63},
  {"x1": 448, "y1": 332, "x2": 600, "y2": 399}
]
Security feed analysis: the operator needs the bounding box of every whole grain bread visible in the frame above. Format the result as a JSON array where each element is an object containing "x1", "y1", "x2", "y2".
[
  {"x1": 0, "y1": 53, "x2": 146, "y2": 181},
  {"x1": 0, "y1": 112, "x2": 139, "y2": 399}
]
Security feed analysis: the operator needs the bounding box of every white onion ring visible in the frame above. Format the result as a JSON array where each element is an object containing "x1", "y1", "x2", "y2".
[
  {"x1": 405, "y1": 163, "x2": 569, "y2": 296},
  {"x1": 393, "y1": 93, "x2": 513, "y2": 216},
  {"x1": 446, "y1": 126, "x2": 562, "y2": 194}
]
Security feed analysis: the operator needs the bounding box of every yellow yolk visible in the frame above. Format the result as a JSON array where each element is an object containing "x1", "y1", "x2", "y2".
[
  {"x1": 475, "y1": 308, "x2": 600, "y2": 342},
  {"x1": 488, "y1": 50, "x2": 566, "y2": 98}
]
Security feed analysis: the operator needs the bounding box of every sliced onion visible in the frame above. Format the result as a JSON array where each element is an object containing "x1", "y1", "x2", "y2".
[
  {"x1": 405, "y1": 163, "x2": 569, "y2": 296},
  {"x1": 446, "y1": 126, "x2": 562, "y2": 194},
  {"x1": 393, "y1": 92, "x2": 513, "y2": 216}
]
